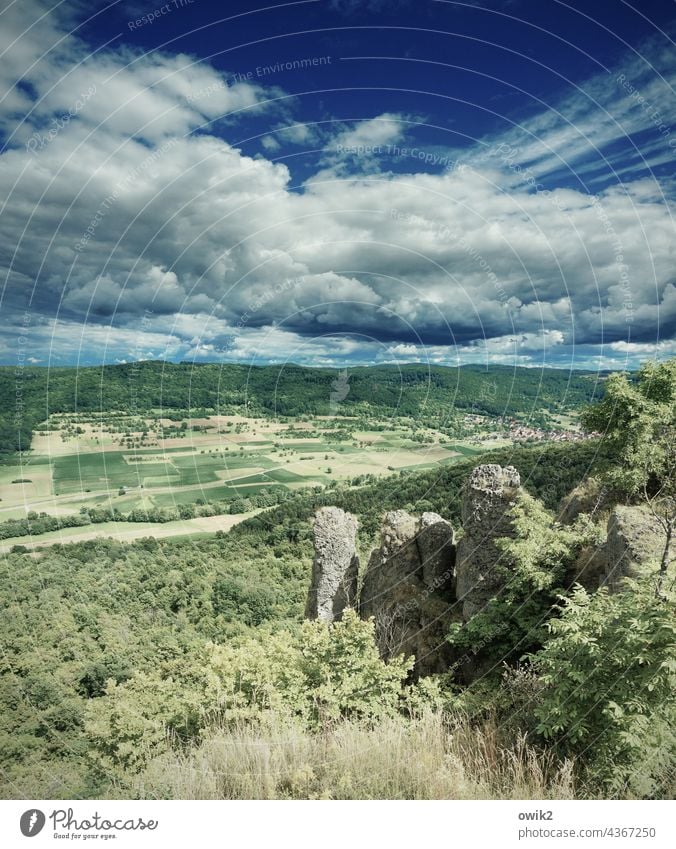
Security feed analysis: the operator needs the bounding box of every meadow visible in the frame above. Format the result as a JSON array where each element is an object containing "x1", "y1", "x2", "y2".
[{"x1": 0, "y1": 410, "x2": 501, "y2": 550}]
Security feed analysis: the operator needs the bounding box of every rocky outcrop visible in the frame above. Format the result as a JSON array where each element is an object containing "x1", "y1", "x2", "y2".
[
  {"x1": 455, "y1": 464, "x2": 521, "y2": 620},
  {"x1": 306, "y1": 463, "x2": 655, "y2": 682},
  {"x1": 305, "y1": 506, "x2": 359, "y2": 622},
  {"x1": 418, "y1": 512, "x2": 457, "y2": 591},
  {"x1": 557, "y1": 477, "x2": 610, "y2": 525},
  {"x1": 568, "y1": 542, "x2": 608, "y2": 591},
  {"x1": 604, "y1": 505, "x2": 664, "y2": 590},
  {"x1": 359, "y1": 510, "x2": 456, "y2": 676}
]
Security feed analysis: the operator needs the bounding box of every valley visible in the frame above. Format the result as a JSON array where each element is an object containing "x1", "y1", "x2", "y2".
[
  {"x1": 0, "y1": 408, "x2": 511, "y2": 549},
  {"x1": 0, "y1": 360, "x2": 672, "y2": 802},
  {"x1": 0, "y1": 361, "x2": 597, "y2": 549}
]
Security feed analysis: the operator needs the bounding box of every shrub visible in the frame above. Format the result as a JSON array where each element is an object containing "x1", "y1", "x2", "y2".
[
  {"x1": 207, "y1": 611, "x2": 417, "y2": 729},
  {"x1": 531, "y1": 579, "x2": 676, "y2": 797},
  {"x1": 448, "y1": 493, "x2": 599, "y2": 673},
  {"x1": 85, "y1": 612, "x2": 421, "y2": 777}
]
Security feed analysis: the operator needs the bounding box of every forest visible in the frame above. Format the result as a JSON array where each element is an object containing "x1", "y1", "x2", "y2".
[{"x1": 0, "y1": 361, "x2": 673, "y2": 801}]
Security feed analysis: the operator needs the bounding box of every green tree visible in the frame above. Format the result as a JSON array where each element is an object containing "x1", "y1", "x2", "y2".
[
  {"x1": 85, "y1": 612, "x2": 420, "y2": 779},
  {"x1": 448, "y1": 492, "x2": 599, "y2": 673},
  {"x1": 531, "y1": 579, "x2": 676, "y2": 797},
  {"x1": 582, "y1": 360, "x2": 676, "y2": 596}
]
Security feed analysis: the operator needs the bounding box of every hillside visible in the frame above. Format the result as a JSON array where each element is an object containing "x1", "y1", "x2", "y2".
[
  {"x1": 1, "y1": 363, "x2": 671, "y2": 803},
  {"x1": 0, "y1": 439, "x2": 605, "y2": 798},
  {"x1": 1, "y1": 361, "x2": 605, "y2": 455}
]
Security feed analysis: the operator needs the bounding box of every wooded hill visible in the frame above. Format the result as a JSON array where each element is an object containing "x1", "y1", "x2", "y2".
[
  {"x1": 0, "y1": 439, "x2": 602, "y2": 798},
  {"x1": 0, "y1": 362, "x2": 672, "y2": 801},
  {"x1": 1, "y1": 360, "x2": 605, "y2": 454}
]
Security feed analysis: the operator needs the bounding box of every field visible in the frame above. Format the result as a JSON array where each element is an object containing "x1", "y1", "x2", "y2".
[
  {"x1": 0, "y1": 411, "x2": 506, "y2": 547},
  {"x1": 0, "y1": 511, "x2": 264, "y2": 554}
]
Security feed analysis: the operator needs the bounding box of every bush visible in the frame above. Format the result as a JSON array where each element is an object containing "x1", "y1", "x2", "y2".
[
  {"x1": 530, "y1": 579, "x2": 676, "y2": 797},
  {"x1": 203, "y1": 611, "x2": 423, "y2": 730},
  {"x1": 85, "y1": 612, "x2": 422, "y2": 777},
  {"x1": 448, "y1": 493, "x2": 599, "y2": 673}
]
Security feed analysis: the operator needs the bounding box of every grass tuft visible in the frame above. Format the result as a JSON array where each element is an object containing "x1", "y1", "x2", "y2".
[{"x1": 136, "y1": 712, "x2": 577, "y2": 800}]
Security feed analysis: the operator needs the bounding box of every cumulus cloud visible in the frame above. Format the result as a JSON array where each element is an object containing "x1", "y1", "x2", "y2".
[
  {"x1": 333, "y1": 113, "x2": 410, "y2": 151},
  {"x1": 0, "y1": 3, "x2": 276, "y2": 151},
  {"x1": 318, "y1": 112, "x2": 416, "y2": 174},
  {"x1": 0, "y1": 2, "x2": 675, "y2": 370},
  {"x1": 261, "y1": 135, "x2": 281, "y2": 152},
  {"x1": 272, "y1": 122, "x2": 319, "y2": 146}
]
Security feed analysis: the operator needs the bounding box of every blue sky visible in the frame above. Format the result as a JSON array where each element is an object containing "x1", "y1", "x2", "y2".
[{"x1": 0, "y1": 0, "x2": 675, "y2": 371}]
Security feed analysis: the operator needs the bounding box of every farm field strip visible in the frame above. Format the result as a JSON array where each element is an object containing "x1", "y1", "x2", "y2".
[
  {"x1": 0, "y1": 509, "x2": 265, "y2": 553},
  {"x1": 0, "y1": 413, "x2": 505, "y2": 537}
]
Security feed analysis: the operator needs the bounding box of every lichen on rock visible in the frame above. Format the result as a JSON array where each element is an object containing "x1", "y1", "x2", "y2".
[
  {"x1": 455, "y1": 464, "x2": 522, "y2": 620},
  {"x1": 305, "y1": 506, "x2": 359, "y2": 622}
]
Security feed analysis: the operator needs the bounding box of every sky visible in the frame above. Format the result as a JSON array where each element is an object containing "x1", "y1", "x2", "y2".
[{"x1": 0, "y1": 0, "x2": 675, "y2": 371}]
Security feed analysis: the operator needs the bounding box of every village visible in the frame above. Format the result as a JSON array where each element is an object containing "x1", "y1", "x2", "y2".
[{"x1": 463, "y1": 413, "x2": 593, "y2": 444}]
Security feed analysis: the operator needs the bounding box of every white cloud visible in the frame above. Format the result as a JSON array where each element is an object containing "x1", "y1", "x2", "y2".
[
  {"x1": 261, "y1": 135, "x2": 281, "y2": 152},
  {"x1": 457, "y1": 34, "x2": 676, "y2": 187},
  {"x1": 333, "y1": 112, "x2": 409, "y2": 151},
  {"x1": 1, "y1": 8, "x2": 278, "y2": 151},
  {"x1": 0, "y1": 3, "x2": 674, "y2": 372},
  {"x1": 273, "y1": 123, "x2": 317, "y2": 145}
]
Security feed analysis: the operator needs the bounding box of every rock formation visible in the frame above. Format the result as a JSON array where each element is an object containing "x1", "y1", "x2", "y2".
[
  {"x1": 568, "y1": 542, "x2": 608, "y2": 591},
  {"x1": 305, "y1": 463, "x2": 661, "y2": 681},
  {"x1": 604, "y1": 505, "x2": 665, "y2": 590},
  {"x1": 359, "y1": 510, "x2": 456, "y2": 676},
  {"x1": 305, "y1": 506, "x2": 359, "y2": 622},
  {"x1": 455, "y1": 464, "x2": 521, "y2": 620},
  {"x1": 418, "y1": 512, "x2": 457, "y2": 592}
]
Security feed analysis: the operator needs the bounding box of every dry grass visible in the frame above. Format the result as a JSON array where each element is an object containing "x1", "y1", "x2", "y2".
[{"x1": 136, "y1": 712, "x2": 577, "y2": 800}]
